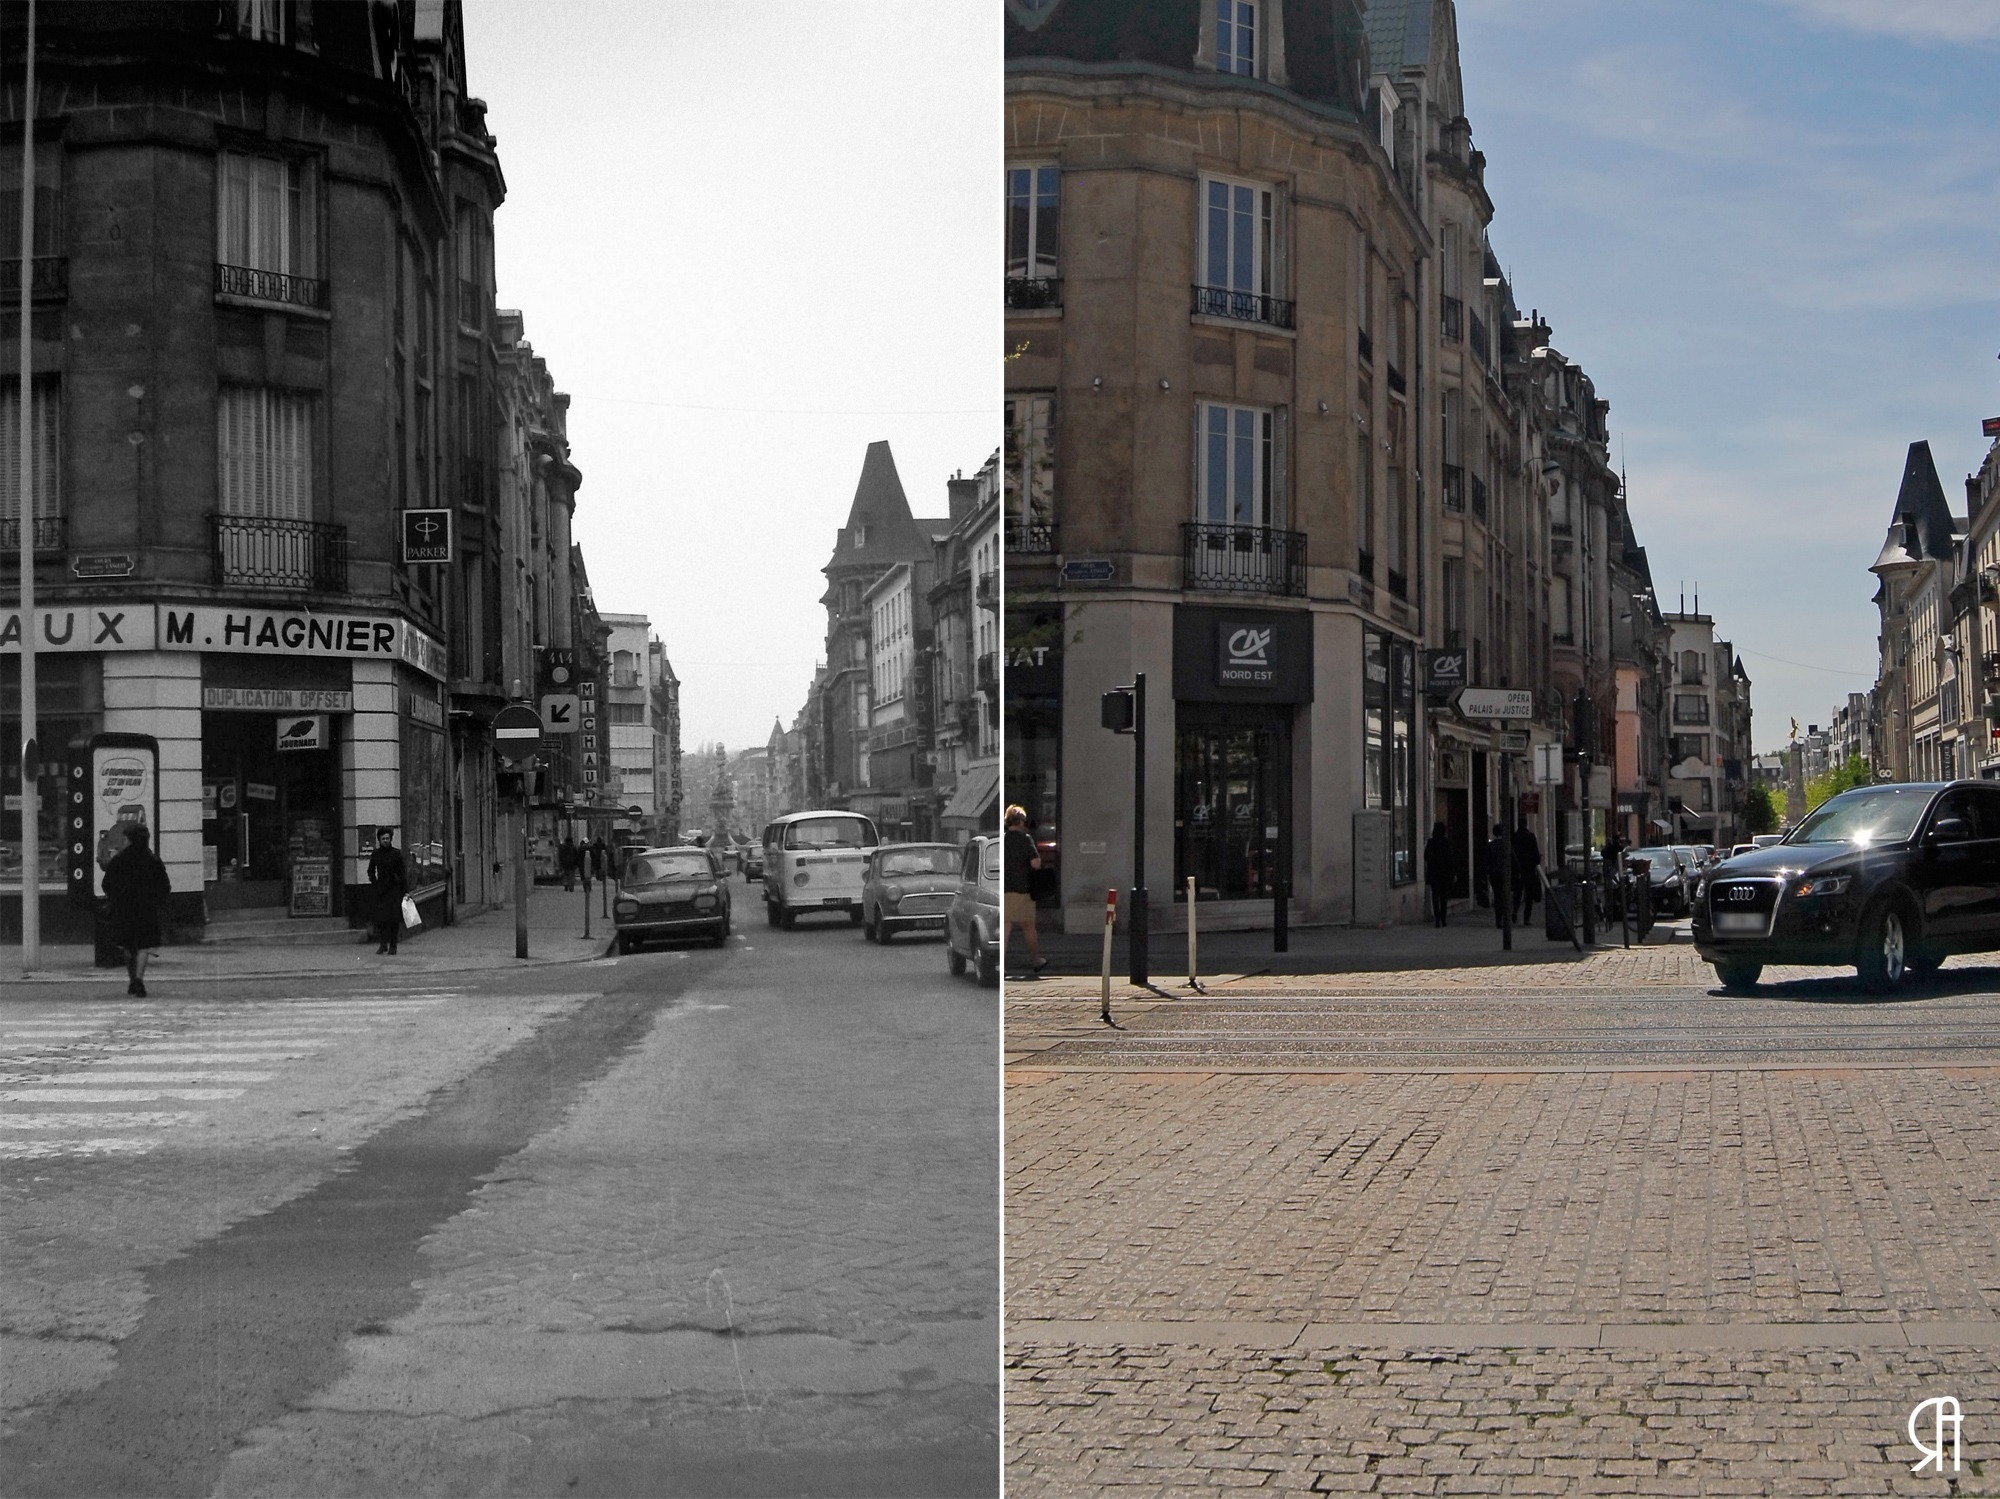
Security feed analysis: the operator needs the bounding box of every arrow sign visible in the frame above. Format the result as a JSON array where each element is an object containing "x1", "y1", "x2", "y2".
[
  {"x1": 1456, "y1": 687, "x2": 1536, "y2": 722},
  {"x1": 492, "y1": 702, "x2": 543, "y2": 764},
  {"x1": 540, "y1": 694, "x2": 580, "y2": 733}
]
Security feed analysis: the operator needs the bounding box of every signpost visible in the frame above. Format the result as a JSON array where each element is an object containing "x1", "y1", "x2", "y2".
[
  {"x1": 1456, "y1": 687, "x2": 1536, "y2": 721},
  {"x1": 1100, "y1": 673, "x2": 1147, "y2": 986},
  {"x1": 1457, "y1": 689, "x2": 1535, "y2": 952},
  {"x1": 492, "y1": 701, "x2": 543, "y2": 958}
]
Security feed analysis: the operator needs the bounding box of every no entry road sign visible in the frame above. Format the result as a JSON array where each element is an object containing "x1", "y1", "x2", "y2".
[{"x1": 493, "y1": 702, "x2": 543, "y2": 763}]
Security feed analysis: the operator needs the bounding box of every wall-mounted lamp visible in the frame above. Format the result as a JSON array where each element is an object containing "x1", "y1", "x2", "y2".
[
  {"x1": 1318, "y1": 400, "x2": 1330, "y2": 414},
  {"x1": 1091, "y1": 376, "x2": 1103, "y2": 391},
  {"x1": 1160, "y1": 379, "x2": 1172, "y2": 391}
]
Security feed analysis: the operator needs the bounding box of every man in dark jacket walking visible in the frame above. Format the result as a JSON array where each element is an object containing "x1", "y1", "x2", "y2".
[
  {"x1": 103, "y1": 824, "x2": 171, "y2": 997},
  {"x1": 1485, "y1": 822, "x2": 1511, "y2": 928},
  {"x1": 1422, "y1": 821, "x2": 1453, "y2": 928},
  {"x1": 367, "y1": 828, "x2": 408, "y2": 955},
  {"x1": 588, "y1": 834, "x2": 609, "y2": 883},
  {"x1": 1513, "y1": 818, "x2": 1543, "y2": 925},
  {"x1": 559, "y1": 834, "x2": 579, "y2": 892}
]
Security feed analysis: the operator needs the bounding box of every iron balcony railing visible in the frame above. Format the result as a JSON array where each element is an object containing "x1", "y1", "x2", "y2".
[
  {"x1": 0, "y1": 515, "x2": 65, "y2": 554},
  {"x1": 1005, "y1": 276, "x2": 1062, "y2": 311},
  {"x1": 1440, "y1": 294, "x2": 1463, "y2": 341},
  {"x1": 1005, "y1": 521, "x2": 1056, "y2": 553},
  {"x1": 1190, "y1": 284, "x2": 1297, "y2": 330},
  {"x1": 1442, "y1": 463, "x2": 1465, "y2": 512},
  {"x1": 209, "y1": 512, "x2": 349, "y2": 591},
  {"x1": 0, "y1": 256, "x2": 67, "y2": 300},
  {"x1": 1182, "y1": 521, "x2": 1307, "y2": 596},
  {"x1": 214, "y1": 261, "x2": 328, "y2": 310}
]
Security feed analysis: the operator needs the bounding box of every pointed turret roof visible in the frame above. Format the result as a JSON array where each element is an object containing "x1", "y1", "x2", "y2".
[
  {"x1": 1879, "y1": 440, "x2": 1957, "y2": 566},
  {"x1": 825, "y1": 441, "x2": 931, "y2": 576}
]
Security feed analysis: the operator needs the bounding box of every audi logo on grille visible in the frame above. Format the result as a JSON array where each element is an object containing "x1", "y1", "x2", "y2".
[{"x1": 1724, "y1": 886, "x2": 1757, "y2": 902}]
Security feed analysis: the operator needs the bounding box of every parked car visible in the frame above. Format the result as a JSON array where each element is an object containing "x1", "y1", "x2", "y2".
[
  {"x1": 1669, "y1": 845, "x2": 1708, "y2": 902},
  {"x1": 861, "y1": 842, "x2": 961, "y2": 943},
  {"x1": 613, "y1": 845, "x2": 731, "y2": 952},
  {"x1": 945, "y1": 835, "x2": 1001, "y2": 986},
  {"x1": 1751, "y1": 833, "x2": 1784, "y2": 848},
  {"x1": 740, "y1": 846, "x2": 764, "y2": 881},
  {"x1": 1695, "y1": 780, "x2": 2000, "y2": 993},
  {"x1": 1628, "y1": 846, "x2": 1690, "y2": 915},
  {"x1": 1730, "y1": 843, "x2": 1755, "y2": 858}
]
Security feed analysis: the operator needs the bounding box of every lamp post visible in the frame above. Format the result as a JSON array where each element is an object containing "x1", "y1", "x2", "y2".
[{"x1": 15, "y1": 1, "x2": 38, "y2": 973}]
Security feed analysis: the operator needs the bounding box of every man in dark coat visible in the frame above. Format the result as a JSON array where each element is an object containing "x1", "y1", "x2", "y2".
[
  {"x1": 559, "y1": 834, "x2": 579, "y2": 892},
  {"x1": 1513, "y1": 818, "x2": 1543, "y2": 925},
  {"x1": 1485, "y1": 822, "x2": 1511, "y2": 928},
  {"x1": 366, "y1": 827, "x2": 408, "y2": 955},
  {"x1": 102, "y1": 824, "x2": 172, "y2": 997},
  {"x1": 589, "y1": 835, "x2": 609, "y2": 883},
  {"x1": 1422, "y1": 821, "x2": 1453, "y2": 928}
]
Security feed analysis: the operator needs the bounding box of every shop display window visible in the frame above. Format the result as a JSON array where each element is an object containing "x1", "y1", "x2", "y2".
[{"x1": 0, "y1": 656, "x2": 102, "y2": 892}]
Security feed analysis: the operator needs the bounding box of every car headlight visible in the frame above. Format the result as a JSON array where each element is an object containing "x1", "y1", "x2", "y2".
[
  {"x1": 694, "y1": 895, "x2": 716, "y2": 910},
  {"x1": 1795, "y1": 875, "x2": 1851, "y2": 898},
  {"x1": 883, "y1": 889, "x2": 903, "y2": 909},
  {"x1": 794, "y1": 871, "x2": 810, "y2": 886},
  {"x1": 698, "y1": 883, "x2": 719, "y2": 896},
  {"x1": 615, "y1": 900, "x2": 638, "y2": 917}
]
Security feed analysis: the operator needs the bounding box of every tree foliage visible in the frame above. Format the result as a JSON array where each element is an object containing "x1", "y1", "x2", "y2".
[
  {"x1": 1805, "y1": 755, "x2": 1871, "y2": 813},
  {"x1": 1744, "y1": 783, "x2": 1779, "y2": 835}
]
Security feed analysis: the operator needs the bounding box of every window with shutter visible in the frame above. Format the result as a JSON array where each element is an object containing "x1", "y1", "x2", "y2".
[
  {"x1": 217, "y1": 387, "x2": 313, "y2": 519},
  {"x1": 217, "y1": 151, "x2": 318, "y2": 278},
  {"x1": 0, "y1": 377, "x2": 60, "y2": 524}
]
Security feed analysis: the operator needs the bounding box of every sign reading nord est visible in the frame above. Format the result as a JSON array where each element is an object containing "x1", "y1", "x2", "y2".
[{"x1": 159, "y1": 606, "x2": 445, "y2": 680}]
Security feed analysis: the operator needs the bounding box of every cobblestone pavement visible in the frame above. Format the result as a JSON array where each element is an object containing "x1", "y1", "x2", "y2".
[{"x1": 1004, "y1": 955, "x2": 2000, "y2": 1494}]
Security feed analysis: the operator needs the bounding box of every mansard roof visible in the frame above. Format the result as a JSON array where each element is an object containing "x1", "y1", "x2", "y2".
[
  {"x1": 825, "y1": 441, "x2": 930, "y2": 576},
  {"x1": 1362, "y1": 0, "x2": 1431, "y2": 75}
]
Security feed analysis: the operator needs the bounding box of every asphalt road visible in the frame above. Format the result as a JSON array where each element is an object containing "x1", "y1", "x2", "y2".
[{"x1": 1, "y1": 900, "x2": 998, "y2": 1496}]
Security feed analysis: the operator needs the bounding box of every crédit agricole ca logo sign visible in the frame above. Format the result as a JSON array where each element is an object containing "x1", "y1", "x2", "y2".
[{"x1": 1219, "y1": 623, "x2": 1276, "y2": 686}]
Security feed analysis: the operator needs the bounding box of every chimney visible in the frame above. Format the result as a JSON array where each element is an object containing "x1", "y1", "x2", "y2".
[{"x1": 946, "y1": 473, "x2": 978, "y2": 527}]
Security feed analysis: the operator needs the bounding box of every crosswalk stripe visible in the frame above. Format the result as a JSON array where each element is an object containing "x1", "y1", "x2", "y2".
[
  {"x1": 10, "y1": 1071, "x2": 276, "y2": 1084},
  {"x1": 0, "y1": 1112, "x2": 200, "y2": 1130},
  {"x1": 0, "y1": 1138, "x2": 160, "y2": 1160},
  {"x1": 0, "y1": 1089, "x2": 245, "y2": 1102}
]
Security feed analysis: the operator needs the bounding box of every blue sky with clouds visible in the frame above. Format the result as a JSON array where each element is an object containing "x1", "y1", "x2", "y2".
[{"x1": 1456, "y1": 0, "x2": 1998, "y2": 750}]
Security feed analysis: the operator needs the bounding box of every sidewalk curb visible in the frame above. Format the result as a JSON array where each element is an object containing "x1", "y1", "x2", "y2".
[{"x1": 9, "y1": 923, "x2": 621, "y2": 986}]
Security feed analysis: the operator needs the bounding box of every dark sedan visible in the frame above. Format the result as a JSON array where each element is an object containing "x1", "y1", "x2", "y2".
[
  {"x1": 861, "y1": 842, "x2": 961, "y2": 943},
  {"x1": 1628, "y1": 846, "x2": 1691, "y2": 916},
  {"x1": 1694, "y1": 780, "x2": 2000, "y2": 993},
  {"x1": 613, "y1": 846, "x2": 732, "y2": 952}
]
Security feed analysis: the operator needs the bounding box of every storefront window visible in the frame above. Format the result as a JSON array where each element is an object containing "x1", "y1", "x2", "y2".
[
  {"x1": 1175, "y1": 715, "x2": 1285, "y2": 901},
  {"x1": 1365, "y1": 629, "x2": 1416, "y2": 884},
  {"x1": 1003, "y1": 602, "x2": 1062, "y2": 903},
  {"x1": 401, "y1": 689, "x2": 448, "y2": 891},
  {"x1": 1, "y1": 656, "x2": 101, "y2": 892}
]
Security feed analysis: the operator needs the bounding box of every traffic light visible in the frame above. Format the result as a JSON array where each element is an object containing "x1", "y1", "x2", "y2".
[{"x1": 1101, "y1": 688, "x2": 1135, "y2": 733}]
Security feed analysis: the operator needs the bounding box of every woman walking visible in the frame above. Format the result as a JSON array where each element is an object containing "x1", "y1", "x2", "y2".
[
  {"x1": 102, "y1": 825, "x2": 171, "y2": 997},
  {"x1": 367, "y1": 827, "x2": 408, "y2": 955}
]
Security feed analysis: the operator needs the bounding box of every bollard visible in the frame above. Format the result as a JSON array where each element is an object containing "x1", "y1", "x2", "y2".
[
  {"x1": 582, "y1": 874, "x2": 591, "y2": 940},
  {"x1": 1101, "y1": 888, "x2": 1117, "y2": 1025},
  {"x1": 1186, "y1": 876, "x2": 1198, "y2": 990}
]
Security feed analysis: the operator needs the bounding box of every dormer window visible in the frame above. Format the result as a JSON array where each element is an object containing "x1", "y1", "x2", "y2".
[
  {"x1": 1217, "y1": 1, "x2": 1257, "y2": 76},
  {"x1": 853, "y1": 524, "x2": 867, "y2": 549}
]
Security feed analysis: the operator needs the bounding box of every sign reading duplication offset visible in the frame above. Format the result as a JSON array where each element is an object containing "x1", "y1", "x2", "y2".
[
  {"x1": 1456, "y1": 687, "x2": 1536, "y2": 722},
  {"x1": 400, "y1": 509, "x2": 453, "y2": 564}
]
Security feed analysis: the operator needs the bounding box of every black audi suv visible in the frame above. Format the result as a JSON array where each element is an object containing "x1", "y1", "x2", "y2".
[{"x1": 1694, "y1": 780, "x2": 2000, "y2": 993}]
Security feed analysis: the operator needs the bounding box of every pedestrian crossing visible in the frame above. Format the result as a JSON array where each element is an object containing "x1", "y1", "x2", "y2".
[{"x1": 0, "y1": 989, "x2": 461, "y2": 1161}]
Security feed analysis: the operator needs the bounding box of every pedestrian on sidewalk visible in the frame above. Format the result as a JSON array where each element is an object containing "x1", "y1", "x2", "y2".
[
  {"x1": 1513, "y1": 818, "x2": 1543, "y2": 925},
  {"x1": 1003, "y1": 804, "x2": 1047, "y2": 974},
  {"x1": 102, "y1": 824, "x2": 171, "y2": 997},
  {"x1": 1486, "y1": 822, "x2": 1510, "y2": 928},
  {"x1": 367, "y1": 827, "x2": 408, "y2": 955},
  {"x1": 560, "y1": 834, "x2": 579, "y2": 892},
  {"x1": 589, "y1": 834, "x2": 609, "y2": 884},
  {"x1": 1423, "y1": 821, "x2": 1452, "y2": 928}
]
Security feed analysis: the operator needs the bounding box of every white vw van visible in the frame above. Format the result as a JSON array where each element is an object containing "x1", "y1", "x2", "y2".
[{"x1": 762, "y1": 810, "x2": 879, "y2": 928}]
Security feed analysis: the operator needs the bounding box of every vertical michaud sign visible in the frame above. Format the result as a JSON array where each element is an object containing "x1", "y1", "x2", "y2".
[{"x1": 578, "y1": 674, "x2": 602, "y2": 792}]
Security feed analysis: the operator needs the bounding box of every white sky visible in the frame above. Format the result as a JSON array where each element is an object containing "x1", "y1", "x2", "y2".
[{"x1": 461, "y1": 2, "x2": 999, "y2": 754}]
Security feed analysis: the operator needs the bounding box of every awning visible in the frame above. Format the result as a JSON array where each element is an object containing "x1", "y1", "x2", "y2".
[{"x1": 941, "y1": 762, "x2": 1001, "y2": 830}]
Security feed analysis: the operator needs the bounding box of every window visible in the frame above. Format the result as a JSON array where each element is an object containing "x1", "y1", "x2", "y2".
[
  {"x1": 1005, "y1": 393, "x2": 1056, "y2": 527},
  {"x1": 217, "y1": 387, "x2": 312, "y2": 518},
  {"x1": 1364, "y1": 630, "x2": 1416, "y2": 884},
  {"x1": 217, "y1": 151, "x2": 319, "y2": 280},
  {"x1": 1672, "y1": 735, "x2": 1709, "y2": 766},
  {"x1": 1199, "y1": 176, "x2": 1274, "y2": 300},
  {"x1": 1354, "y1": 432, "x2": 1374, "y2": 573},
  {"x1": 454, "y1": 200, "x2": 488, "y2": 328},
  {"x1": 1355, "y1": 241, "x2": 1372, "y2": 359},
  {"x1": 609, "y1": 702, "x2": 647, "y2": 725},
  {"x1": 1216, "y1": 0, "x2": 1257, "y2": 75},
  {"x1": 1197, "y1": 403, "x2": 1274, "y2": 527},
  {"x1": 0, "y1": 376, "x2": 61, "y2": 528},
  {"x1": 1005, "y1": 166, "x2": 1059, "y2": 281},
  {"x1": 1673, "y1": 693, "x2": 1710, "y2": 725},
  {"x1": 233, "y1": 0, "x2": 293, "y2": 42}
]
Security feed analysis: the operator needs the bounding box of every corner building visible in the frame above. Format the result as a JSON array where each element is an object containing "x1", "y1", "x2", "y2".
[
  {"x1": 0, "y1": 1, "x2": 529, "y2": 939},
  {"x1": 1006, "y1": 0, "x2": 1451, "y2": 932}
]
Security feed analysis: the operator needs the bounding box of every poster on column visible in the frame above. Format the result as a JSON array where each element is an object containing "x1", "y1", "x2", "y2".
[{"x1": 69, "y1": 733, "x2": 160, "y2": 901}]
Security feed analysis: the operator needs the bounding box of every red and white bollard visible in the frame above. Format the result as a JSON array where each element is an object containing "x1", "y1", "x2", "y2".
[{"x1": 1100, "y1": 888, "x2": 1117, "y2": 1025}]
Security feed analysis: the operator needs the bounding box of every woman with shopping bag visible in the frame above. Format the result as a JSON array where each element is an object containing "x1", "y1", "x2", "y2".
[{"x1": 366, "y1": 827, "x2": 408, "y2": 955}]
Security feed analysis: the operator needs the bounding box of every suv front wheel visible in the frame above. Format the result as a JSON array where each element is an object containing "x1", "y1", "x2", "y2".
[{"x1": 1856, "y1": 899, "x2": 1913, "y2": 994}]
